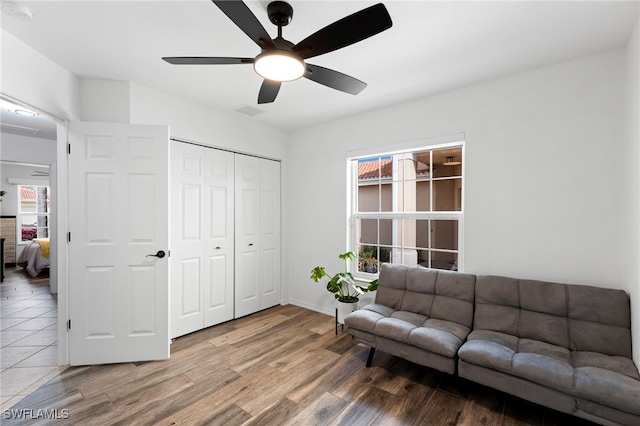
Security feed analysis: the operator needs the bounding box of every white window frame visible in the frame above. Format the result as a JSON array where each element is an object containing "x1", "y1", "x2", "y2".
[
  {"x1": 18, "y1": 184, "x2": 50, "y2": 243},
  {"x1": 347, "y1": 135, "x2": 465, "y2": 280}
]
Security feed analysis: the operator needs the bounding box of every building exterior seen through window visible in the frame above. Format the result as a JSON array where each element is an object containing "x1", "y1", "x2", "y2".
[
  {"x1": 18, "y1": 185, "x2": 50, "y2": 242},
  {"x1": 351, "y1": 144, "x2": 463, "y2": 276}
]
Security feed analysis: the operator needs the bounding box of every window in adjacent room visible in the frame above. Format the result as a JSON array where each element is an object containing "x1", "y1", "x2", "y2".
[
  {"x1": 18, "y1": 185, "x2": 50, "y2": 242},
  {"x1": 349, "y1": 142, "x2": 463, "y2": 277}
]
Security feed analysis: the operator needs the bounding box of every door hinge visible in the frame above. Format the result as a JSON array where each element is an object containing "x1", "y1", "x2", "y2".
[
  {"x1": 67, "y1": 143, "x2": 71, "y2": 155},
  {"x1": 67, "y1": 232, "x2": 71, "y2": 243},
  {"x1": 67, "y1": 319, "x2": 71, "y2": 331}
]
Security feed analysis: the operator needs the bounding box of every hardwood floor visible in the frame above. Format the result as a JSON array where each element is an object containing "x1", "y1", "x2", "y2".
[{"x1": 3, "y1": 305, "x2": 596, "y2": 425}]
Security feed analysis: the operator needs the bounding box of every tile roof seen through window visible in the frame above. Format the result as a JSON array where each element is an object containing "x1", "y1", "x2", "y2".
[
  {"x1": 358, "y1": 158, "x2": 393, "y2": 180},
  {"x1": 358, "y1": 158, "x2": 432, "y2": 181}
]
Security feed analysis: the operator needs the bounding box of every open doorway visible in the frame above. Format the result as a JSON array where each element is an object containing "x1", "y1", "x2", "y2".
[{"x1": 0, "y1": 98, "x2": 61, "y2": 408}]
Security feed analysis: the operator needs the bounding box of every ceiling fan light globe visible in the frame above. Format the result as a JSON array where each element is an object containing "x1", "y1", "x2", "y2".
[{"x1": 254, "y1": 51, "x2": 305, "y2": 82}]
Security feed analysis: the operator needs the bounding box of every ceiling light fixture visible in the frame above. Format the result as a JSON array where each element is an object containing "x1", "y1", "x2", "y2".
[
  {"x1": 253, "y1": 50, "x2": 305, "y2": 82},
  {"x1": 13, "y1": 108, "x2": 37, "y2": 117},
  {"x1": 443, "y1": 156, "x2": 461, "y2": 166},
  {"x1": 1, "y1": 1, "x2": 34, "y2": 20}
]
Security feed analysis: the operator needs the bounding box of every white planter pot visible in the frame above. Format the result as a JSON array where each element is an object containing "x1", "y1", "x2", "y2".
[{"x1": 336, "y1": 299, "x2": 359, "y2": 325}]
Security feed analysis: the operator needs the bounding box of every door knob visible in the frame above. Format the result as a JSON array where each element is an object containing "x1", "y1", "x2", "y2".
[{"x1": 146, "y1": 250, "x2": 166, "y2": 259}]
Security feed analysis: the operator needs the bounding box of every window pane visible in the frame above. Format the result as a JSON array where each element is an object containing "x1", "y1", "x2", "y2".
[
  {"x1": 432, "y1": 220, "x2": 458, "y2": 251},
  {"x1": 358, "y1": 158, "x2": 383, "y2": 182},
  {"x1": 431, "y1": 251, "x2": 458, "y2": 271},
  {"x1": 434, "y1": 179, "x2": 462, "y2": 211},
  {"x1": 20, "y1": 186, "x2": 37, "y2": 212},
  {"x1": 359, "y1": 219, "x2": 378, "y2": 245},
  {"x1": 358, "y1": 245, "x2": 380, "y2": 273},
  {"x1": 415, "y1": 181, "x2": 431, "y2": 211},
  {"x1": 400, "y1": 181, "x2": 414, "y2": 212},
  {"x1": 434, "y1": 147, "x2": 462, "y2": 178},
  {"x1": 21, "y1": 215, "x2": 38, "y2": 241},
  {"x1": 358, "y1": 183, "x2": 380, "y2": 212},
  {"x1": 379, "y1": 219, "x2": 394, "y2": 246},
  {"x1": 415, "y1": 220, "x2": 430, "y2": 249}
]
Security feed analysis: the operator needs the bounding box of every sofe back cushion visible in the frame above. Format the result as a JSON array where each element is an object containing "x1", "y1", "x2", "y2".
[
  {"x1": 567, "y1": 285, "x2": 632, "y2": 358},
  {"x1": 375, "y1": 264, "x2": 476, "y2": 328},
  {"x1": 474, "y1": 275, "x2": 632, "y2": 356},
  {"x1": 375, "y1": 263, "x2": 408, "y2": 310},
  {"x1": 474, "y1": 275, "x2": 520, "y2": 335}
]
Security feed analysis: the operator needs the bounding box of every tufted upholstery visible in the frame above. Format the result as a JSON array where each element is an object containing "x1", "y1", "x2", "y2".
[
  {"x1": 458, "y1": 275, "x2": 639, "y2": 423},
  {"x1": 345, "y1": 266, "x2": 640, "y2": 425},
  {"x1": 345, "y1": 263, "x2": 476, "y2": 374}
]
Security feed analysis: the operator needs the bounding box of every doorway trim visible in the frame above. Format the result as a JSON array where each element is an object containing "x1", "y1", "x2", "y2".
[{"x1": 0, "y1": 93, "x2": 69, "y2": 365}]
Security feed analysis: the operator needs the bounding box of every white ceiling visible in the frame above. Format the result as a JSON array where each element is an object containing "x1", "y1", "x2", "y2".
[{"x1": 1, "y1": 1, "x2": 638, "y2": 133}]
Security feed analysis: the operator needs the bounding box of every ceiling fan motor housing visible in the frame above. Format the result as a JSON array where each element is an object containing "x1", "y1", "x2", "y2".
[{"x1": 268, "y1": 1, "x2": 294, "y2": 27}]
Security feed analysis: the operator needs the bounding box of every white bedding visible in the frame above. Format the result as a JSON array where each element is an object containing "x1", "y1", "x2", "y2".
[{"x1": 17, "y1": 239, "x2": 50, "y2": 277}]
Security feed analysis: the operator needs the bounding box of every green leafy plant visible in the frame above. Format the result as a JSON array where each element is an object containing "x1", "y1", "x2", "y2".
[
  {"x1": 0, "y1": 190, "x2": 5, "y2": 202},
  {"x1": 310, "y1": 251, "x2": 378, "y2": 302}
]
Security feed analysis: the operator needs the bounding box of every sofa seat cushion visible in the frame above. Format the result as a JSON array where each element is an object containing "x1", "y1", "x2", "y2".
[
  {"x1": 459, "y1": 331, "x2": 574, "y2": 393},
  {"x1": 575, "y1": 366, "x2": 640, "y2": 415},
  {"x1": 512, "y1": 339, "x2": 574, "y2": 393},
  {"x1": 345, "y1": 305, "x2": 470, "y2": 359},
  {"x1": 572, "y1": 351, "x2": 640, "y2": 380},
  {"x1": 343, "y1": 304, "x2": 394, "y2": 333}
]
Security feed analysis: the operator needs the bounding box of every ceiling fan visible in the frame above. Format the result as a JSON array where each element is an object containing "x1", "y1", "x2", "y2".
[{"x1": 162, "y1": 0, "x2": 392, "y2": 104}]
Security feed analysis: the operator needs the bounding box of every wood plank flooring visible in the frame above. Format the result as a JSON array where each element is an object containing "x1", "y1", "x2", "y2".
[{"x1": 3, "y1": 305, "x2": 596, "y2": 425}]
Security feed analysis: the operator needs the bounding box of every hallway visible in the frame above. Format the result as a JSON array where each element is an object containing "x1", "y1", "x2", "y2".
[{"x1": 0, "y1": 267, "x2": 63, "y2": 409}]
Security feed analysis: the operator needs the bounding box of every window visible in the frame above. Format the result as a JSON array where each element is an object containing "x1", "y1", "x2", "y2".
[
  {"x1": 349, "y1": 142, "x2": 463, "y2": 276},
  {"x1": 18, "y1": 185, "x2": 50, "y2": 242}
]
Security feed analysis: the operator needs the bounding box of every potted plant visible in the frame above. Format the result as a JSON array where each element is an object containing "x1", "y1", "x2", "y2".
[{"x1": 310, "y1": 251, "x2": 378, "y2": 324}]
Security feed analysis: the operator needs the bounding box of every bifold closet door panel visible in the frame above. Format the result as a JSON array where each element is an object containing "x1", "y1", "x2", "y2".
[
  {"x1": 170, "y1": 142, "x2": 234, "y2": 338},
  {"x1": 170, "y1": 141, "x2": 205, "y2": 338},
  {"x1": 234, "y1": 154, "x2": 261, "y2": 318},
  {"x1": 259, "y1": 158, "x2": 281, "y2": 309},
  {"x1": 202, "y1": 148, "x2": 235, "y2": 328}
]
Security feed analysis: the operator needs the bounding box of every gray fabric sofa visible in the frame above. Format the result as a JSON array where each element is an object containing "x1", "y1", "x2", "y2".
[
  {"x1": 344, "y1": 264, "x2": 476, "y2": 374},
  {"x1": 344, "y1": 264, "x2": 640, "y2": 425}
]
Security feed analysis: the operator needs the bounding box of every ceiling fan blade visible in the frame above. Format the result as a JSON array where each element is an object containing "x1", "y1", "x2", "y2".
[
  {"x1": 212, "y1": 0, "x2": 275, "y2": 50},
  {"x1": 292, "y1": 3, "x2": 392, "y2": 60},
  {"x1": 304, "y1": 64, "x2": 367, "y2": 95},
  {"x1": 163, "y1": 57, "x2": 254, "y2": 65},
  {"x1": 258, "y1": 80, "x2": 281, "y2": 104}
]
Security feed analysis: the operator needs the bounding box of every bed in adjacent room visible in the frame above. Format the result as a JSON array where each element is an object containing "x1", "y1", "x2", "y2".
[{"x1": 17, "y1": 238, "x2": 50, "y2": 277}]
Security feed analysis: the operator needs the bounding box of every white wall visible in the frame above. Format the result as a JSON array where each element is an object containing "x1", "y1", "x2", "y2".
[
  {"x1": 623, "y1": 18, "x2": 640, "y2": 364},
  {"x1": 0, "y1": 29, "x2": 80, "y2": 121},
  {"x1": 288, "y1": 49, "x2": 633, "y2": 346},
  {"x1": 80, "y1": 79, "x2": 131, "y2": 123},
  {"x1": 129, "y1": 83, "x2": 288, "y2": 160}
]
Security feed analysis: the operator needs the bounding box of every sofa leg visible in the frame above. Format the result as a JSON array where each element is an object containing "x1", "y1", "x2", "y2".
[{"x1": 366, "y1": 347, "x2": 376, "y2": 367}]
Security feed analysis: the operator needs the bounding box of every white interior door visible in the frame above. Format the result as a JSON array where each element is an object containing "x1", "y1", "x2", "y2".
[
  {"x1": 68, "y1": 122, "x2": 169, "y2": 365},
  {"x1": 235, "y1": 154, "x2": 260, "y2": 317},
  {"x1": 170, "y1": 141, "x2": 234, "y2": 338}
]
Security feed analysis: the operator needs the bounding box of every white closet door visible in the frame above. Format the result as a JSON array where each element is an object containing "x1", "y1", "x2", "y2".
[
  {"x1": 170, "y1": 142, "x2": 234, "y2": 338},
  {"x1": 203, "y1": 148, "x2": 235, "y2": 327},
  {"x1": 234, "y1": 154, "x2": 261, "y2": 317},
  {"x1": 259, "y1": 159, "x2": 281, "y2": 309},
  {"x1": 170, "y1": 141, "x2": 206, "y2": 338}
]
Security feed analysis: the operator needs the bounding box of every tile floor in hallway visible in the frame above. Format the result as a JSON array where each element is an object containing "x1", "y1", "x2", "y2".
[{"x1": 0, "y1": 267, "x2": 64, "y2": 410}]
